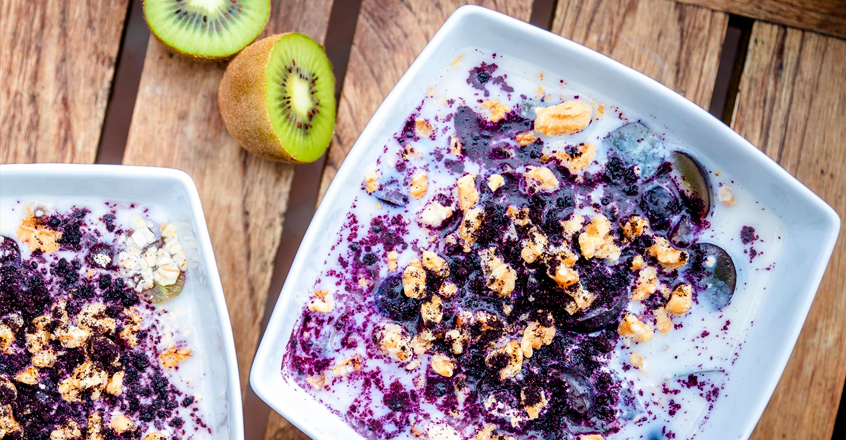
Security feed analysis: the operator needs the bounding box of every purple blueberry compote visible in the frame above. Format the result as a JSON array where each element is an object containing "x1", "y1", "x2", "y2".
[{"x1": 283, "y1": 53, "x2": 749, "y2": 440}]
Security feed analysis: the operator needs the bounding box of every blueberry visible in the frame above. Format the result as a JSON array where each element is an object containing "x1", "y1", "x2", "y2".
[
  {"x1": 373, "y1": 274, "x2": 418, "y2": 321},
  {"x1": 641, "y1": 185, "x2": 681, "y2": 229}
]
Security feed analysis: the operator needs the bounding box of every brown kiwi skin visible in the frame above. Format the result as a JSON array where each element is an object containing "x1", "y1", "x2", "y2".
[
  {"x1": 219, "y1": 33, "x2": 333, "y2": 163},
  {"x1": 142, "y1": 1, "x2": 267, "y2": 61}
]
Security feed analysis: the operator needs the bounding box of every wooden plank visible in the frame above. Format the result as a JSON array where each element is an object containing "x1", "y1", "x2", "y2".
[
  {"x1": 730, "y1": 21, "x2": 846, "y2": 440},
  {"x1": 122, "y1": 0, "x2": 334, "y2": 396},
  {"x1": 551, "y1": 0, "x2": 728, "y2": 110},
  {"x1": 0, "y1": 0, "x2": 129, "y2": 164},
  {"x1": 676, "y1": 0, "x2": 846, "y2": 40},
  {"x1": 317, "y1": 0, "x2": 535, "y2": 202}
]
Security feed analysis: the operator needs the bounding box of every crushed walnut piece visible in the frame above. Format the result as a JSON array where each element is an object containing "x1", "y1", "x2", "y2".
[
  {"x1": 440, "y1": 282, "x2": 458, "y2": 298},
  {"x1": 524, "y1": 166, "x2": 559, "y2": 192},
  {"x1": 419, "y1": 200, "x2": 454, "y2": 227},
  {"x1": 411, "y1": 330, "x2": 436, "y2": 355},
  {"x1": 578, "y1": 214, "x2": 621, "y2": 263},
  {"x1": 403, "y1": 259, "x2": 427, "y2": 299},
  {"x1": 143, "y1": 434, "x2": 168, "y2": 440},
  {"x1": 561, "y1": 214, "x2": 584, "y2": 239},
  {"x1": 666, "y1": 284, "x2": 693, "y2": 315},
  {"x1": 308, "y1": 289, "x2": 335, "y2": 313},
  {"x1": 631, "y1": 266, "x2": 658, "y2": 301},
  {"x1": 375, "y1": 323, "x2": 412, "y2": 362},
  {"x1": 14, "y1": 366, "x2": 39, "y2": 385},
  {"x1": 630, "y1": 255, "x2": 645, "y2": 271},
  {"x1": 160, "y1": 346, "x2": 191, "y2": 369},
  {"x1": 522, "y1": 388, "x2": 548, "y2": 419},
  {"x1": 305, "y1": 373, "x2": 327, "y2": 390},
  {"x1": 331, "y1": 355, "x2": 363, "y2": 376},
  {"x1": 564, "y1": 283, "x2": 597, "y2": 314},
  {"x1": 457, "y1": 174, "x2": 480, "y2": 211},
  {"x1": 415, "y1": 119, "x2": 434, "y2": 138},
  {"x1": 422, "y1": 251, "x2": 450, "y2": 277},
  {"x1": 50, "y1": 419, "x2": 82, "y2": 440},
  {"x1": 515, "y1": 131, "x2": 536, "y2": 146},
  {"x1": 431, "y1": 354, "x2": 456, "y2": 377},
  {"x1": 655, "y1": 306, "x2": 674, "y2": 334},
  {"x1": 647, "y1": 237, "x2": 689, "y2": 270},
  {"x1": 77, "y1": 303, "x2": 116, "y2": 335},
  {"x1": 16, "y1": 209, "x2": 62, "y2": 253},
  {"x1": 387, "y1": 251, "x2": 399, "y2": 271},
  {"x1": 581, "y1": 435, "x2": 604, "y2": 440},
  {"x1": 520, "y1": 318, "x2": 556, "y2": 358},
  {"x1": 621, "y1": 216, "x2": 649, "y2": 239},
  {"x1": 533, "y1": 100, "x2": 592, "y2": 136},
  {"x1": 719, "y1": 186, "x2": 735, "y2": 206},
  {"x1": 364, "y1": 170, "x2": 380, "y2": 193},
  {"x1": 630, "y1": 352, "x2": 647, "y2": 373},
  {"x1": 554, "y1": 142, "x2": 596, "y2": 175},
  {"x1": 450, "y1": 135, "x2": 462, "y2": 155},
  {"x1": 480, "y1": 248, "x2": 517, "y2": 297},
  {"x1": 485, "y1": 340, "x2": 523, "y2": 380},
  {"x1": 0, "y1": 324, "x2": 13, "y2": 354},
  {"x1": 410, "y1": 172, "x2": 429, "y2": 199},
  {"x1": 482, "y1": 100, "x2": 510, "y2": 122},
  {"x1": 487, "y1": 174, "x2": 505, "y2": 192},
  {"x1": 458, "y1": 208, "x2": 484, "y2": 252},
  {"x1": 421, "y1": 295, "x2": 444, "y2": 324},
  {"x1": 109, "y1": 414, "x2": 136, "y2": 434},
  {"x1": 618, "y1": 313, "x2": 654, "y2": 343}
]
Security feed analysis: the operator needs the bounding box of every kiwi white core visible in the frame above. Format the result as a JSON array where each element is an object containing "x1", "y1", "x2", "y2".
[{"x1": 289, "y1": 76, "x2": 314, "y2": 119}]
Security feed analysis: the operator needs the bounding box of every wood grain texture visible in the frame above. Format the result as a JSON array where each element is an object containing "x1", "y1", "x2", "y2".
[
  {"x1": 552, "y1": 0, "x2": 728, "y2": 110},
  {"x1": 677, "y1": 0, "x2": 846, "y2": 39},
  {"x1": 0, "y1": 0, "x2": 128, "y2": 164},
  {"x1": 316, "y1": 0, "x2": 535, "y2": 202},
  {"x1": 731, "y1": 22, "x2": 846, "y2": 440},
  {"x1": 122, "y1": 0, "x2": 333, "y2": 395}
]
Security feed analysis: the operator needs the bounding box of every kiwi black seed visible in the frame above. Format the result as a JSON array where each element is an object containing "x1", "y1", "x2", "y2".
[
  {"x1": 143, "y1": 0, "x2": 270, "y2": 60},
  {"x1": 218, "y1": 33, "x2": 336, "y2": 163}
]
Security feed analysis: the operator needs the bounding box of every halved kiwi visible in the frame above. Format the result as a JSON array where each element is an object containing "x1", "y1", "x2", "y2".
[
  {"x1": 143, "y1": 0, "x2": 270, "y2": 60},
  {"x1": 218, "y1": 33, "x2": 336, "y2": 163}
]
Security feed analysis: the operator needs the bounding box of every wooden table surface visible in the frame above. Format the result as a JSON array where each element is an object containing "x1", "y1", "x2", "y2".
[{"x1": 1, "y1": 0, "x2": 845, "y2": 439}]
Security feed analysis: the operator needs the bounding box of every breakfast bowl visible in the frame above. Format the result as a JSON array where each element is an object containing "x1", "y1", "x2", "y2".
[
  {"x1": 0, "y1": 164, "x2": 243, "y2": 440},
  {"x1": 250, "y1": 6, "x2": 839, "y2": 440}
]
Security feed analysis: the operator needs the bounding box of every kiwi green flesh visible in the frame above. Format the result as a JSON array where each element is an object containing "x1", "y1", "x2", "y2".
[
  {"x1": 266, "y1": 33, "x2": 336, "y2": 163},
  {"x1": 144, "y1": 0, "x2": 270, "y2": 59}
]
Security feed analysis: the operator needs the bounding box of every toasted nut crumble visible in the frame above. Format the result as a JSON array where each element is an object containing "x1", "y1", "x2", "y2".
[
  {"x1": 565, "y1": 283, "x2": 597, "y2": 314},
  {"x1": 581, "y1": 435, "x2": 604, "y2": 440},
  {"x1": 630, "y1": 255, "x2": 645, "y2": 270},
  {"x1": 520, "y1": 319, "x2": 556, "y2": 358},
  {"x1": 415, "y1": 119, "x2": 434, "y2": 138},
  {"x1": 331, "y1": 355, "x2": 363, "y2": 376},
  {"x1": 524, "y1": 166, "x2": 559, "y2": 192},
  {"x1": 14, "y1": 366, "x2": 39, "y2": 385},
  {"x1": 450, "y1": 136, "x2": 462, "y2": 155},
  {"x1": 17, "y1": 210, "x2": 62, "y2": 253},
  {"x1": 0, "y1": 404, "x2": 21, "y2": 436},
  {"x1": 481, "y1": 248, "x2": 517, "y2": 297},
  {"x1": 655, "y1": 307, "x2": 674, "y2": 334},
  {"x1": 560, "y1": 214, "x2": 584, "y2": 239},
  {"x1": 487, "y1": 174, "x2": 505, "y2": 191},
  {"x1": 410, "y1": 173, "x2": 429, "y2": 199},
  {"x1": 459, "y1": 208, "x2": 485, "y2": 252},
  {"x1": 618, "y1": 313, "x2": 654, "y2": 343},
  {"x1": 521, "y1": 226, "x2": 548, "y2": 264},
  {"x1": 482, "y1": 100, "x2": 510, "y2": 122},
  {"x1": 440, "y1": 282, "x2": 458, "y2": 298},
  {"x1": 665, "y1": 284, "x2": 693, "y2": 315},
  {"x1": 515, "y1": 131, "x2": 536, "y2": 146},
  {"x1": 621, "y1": 216, "x2": 649, "y2": 239},
  {"x1": 308, "y1": 289, "x2": 335, "y2": 313},
  {"x1": 522, "y1": 388, "x2": 548, "y2": 419},
  {"x1": 555, "y1": 142, "x2": 596, "y2": 175},
  {"x1": 631, "y1": 266, "x2": 658, "y2": 301},
  {"x1": 630, "y1": 352, "x2": 647, "y2": 373},
  {"x1": 26, "y1": 328, "x2": 50, "y2": 353},
  {"x1": 445, "y1": 329, "x2": 469, "y2": 355},
  {"x1": 50, "y1": 419, "x2": 82, "y2": 440},
  {"x1": 485, "y1": 340, "x2": 523, "y2": 380},
  {"x1": 533, "y1": 100, "x2": 592, "y2": 136},
  {"x1": 109, "y1": 414, "x2": 136, "y2": 434},
  {"x1": 457, "y1": 174, "x2": 480, "y2": 211},
  {"x1": 647, "y1": 237, "x2": 689, "y2": 270},
  {"x1": 0, "y1": 324, "x2": 14, "y2": 353},
  {"x1": 421, "y1": 295, "x2": 444, "y2": 324},
  {"x1": 32, "y1": 347, "x2": 57, "y2": 368},
  {"x1": 387, "y1": 251, "x2": 399, "y2": 271},
  {"x1": 422, "y1": 251, "x2": 450, "y2": 277},
  {"x1": 411, "y1": 330, "x2": 437, "y2": 355},
  {"x1": 143, "y1": 434, "x2": 168, "y2": 440},
  {"x1": 578, "y1": 215, "x2": 621, "y2": 263},
  {"x1": 54, "y1": 324, "x2": 90, "y2": 349},
  {"x1": 160, "y1": 346, "x2": 191, "y2": 369},
  {"x1": 719, "y1": 186, "x2": 735, "y2": 206},
  {"x1": 403, "y1": 259, "x2": 427, "y2": 299},
  {"x1": 375, "y1": 323, "x2": 413, "y2": 362},
  {"x1": 365, "y1": 170, "x2": 380, "y2": 193},
  {"x1": 305, "y1": 373, "x2": 327, "y2": 389},
  {"x1": 419, "y1": 201, "x2": 454, "y2": 227},
  {"x1": 77, "y1": 303, "x2": 116, "y2": 335},
  {"x1": 431, "y1": 354, "x2": 457, "y2": 377}
]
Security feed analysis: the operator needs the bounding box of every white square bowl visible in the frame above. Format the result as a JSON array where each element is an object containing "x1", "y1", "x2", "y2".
[
  {"x1": 0, "y1": 163, "x2": 244, "y2": 440},
  {"x1": 251, "y1": 6, "x2": 840, "y2": 440}
]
